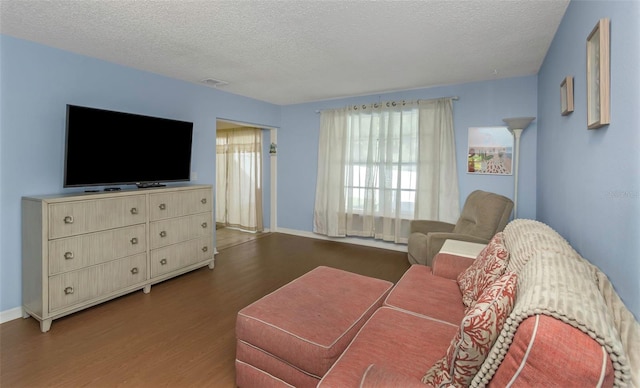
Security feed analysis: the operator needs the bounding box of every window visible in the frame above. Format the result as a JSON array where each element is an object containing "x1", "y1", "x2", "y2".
[
  {"x1": 314, "y1": 98, "x2": 458, "y2": 243},
  {"x1": 344, "y1": 107, "x2": 419, "y2": 219}
]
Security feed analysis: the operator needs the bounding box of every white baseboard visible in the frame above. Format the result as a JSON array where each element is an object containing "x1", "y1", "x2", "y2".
[
  {"x1": 0, "y1": 307, "x2": 23, "y2": 324},
  {"x1": 276, "y1": 228, "x2": 408, "y2": 253}
]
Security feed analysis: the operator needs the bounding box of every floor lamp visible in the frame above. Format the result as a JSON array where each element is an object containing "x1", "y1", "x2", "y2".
[{"x1": 503, "y1": 117, "x2": 535, "y2": 219}]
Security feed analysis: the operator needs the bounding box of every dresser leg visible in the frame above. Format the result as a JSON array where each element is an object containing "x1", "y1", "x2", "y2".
[
  {"x1": 22, "y1": 309, "x2": 30, "y2": 319},
  {"x1": 208, "y1": 259, "x2": 215, "y2": 270},
  {"x1": 40, "y1": 319, "x2": 52, "y2": 333},
  {"x1": 143, "y1": 285, "x2": 151, "y2": 294}
]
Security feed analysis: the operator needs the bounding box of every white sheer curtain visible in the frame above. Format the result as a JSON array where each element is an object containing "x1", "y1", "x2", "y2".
[
  {"x1": 313, "y1": 98, "x2": 458, "y2": 244},
  {"x1": 415, "y1": 99, "x2": 460, "y2": 223},
  {"x1": 216, "y1": 127, "x2": 263, "y2": 232}
]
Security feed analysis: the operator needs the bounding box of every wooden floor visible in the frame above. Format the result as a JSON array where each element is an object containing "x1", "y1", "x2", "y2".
[
  {"x1": 216, "y1": 226, "x2": 269, "y2": 251},
  {"x1": 0, "y1": 233, "x2": 410, "y2": 387}
]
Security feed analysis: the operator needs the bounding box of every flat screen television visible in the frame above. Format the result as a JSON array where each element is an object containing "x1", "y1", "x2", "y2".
[{"x1": 63, "y1": 104, "x2": 194, "y2": 188}]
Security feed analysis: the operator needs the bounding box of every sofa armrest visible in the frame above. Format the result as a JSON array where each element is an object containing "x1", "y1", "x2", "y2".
[
  {"x1": 410, "y1": 220, "x2": 455, "y2": 235},
  {"x1": 488, "y1": 315, "x2": 614, "y2": 387},
  {"x1": 360, "y1": 364, "x2": 431, "y2": 388},
  {"x1": 431, "y1": 253, "x2": 475, "y2": 280}
]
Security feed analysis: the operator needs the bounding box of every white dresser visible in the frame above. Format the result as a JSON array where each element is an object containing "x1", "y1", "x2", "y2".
[{"x1": 22, "y1": 185, "x2": 214, "y2": 332}]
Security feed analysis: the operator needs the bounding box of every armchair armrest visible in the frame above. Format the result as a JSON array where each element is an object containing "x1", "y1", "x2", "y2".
[
  {"x1": 425, "y1": 233, "x2": 491, "y2": 267},
  {"x1": 410, "y1": 220, "x2": 455, "y2": 235},
  {"x1": 360, "y1": 364, "x2": 430, "y2": 388}
]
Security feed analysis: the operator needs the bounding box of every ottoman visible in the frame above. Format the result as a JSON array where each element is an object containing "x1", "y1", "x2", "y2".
[{"x1": 235, "y1": 266, "x2": 394, "y2": 387}]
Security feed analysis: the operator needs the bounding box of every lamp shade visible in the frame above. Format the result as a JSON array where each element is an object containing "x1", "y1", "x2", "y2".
[{"x1": 503, "y1": 117, "x2": 535, "y2": 131}]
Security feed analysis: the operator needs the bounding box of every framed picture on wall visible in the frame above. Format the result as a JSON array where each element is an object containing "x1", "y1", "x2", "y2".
[
  {"x1": 586, "y1": 18, "x2": 610, "y2": 129},
  {"x1": 467, "y1": 127, "x2": 513, "y2": 175},
  {"x1": 560, "y1": 76, "x2": 574, "y2": 116}
]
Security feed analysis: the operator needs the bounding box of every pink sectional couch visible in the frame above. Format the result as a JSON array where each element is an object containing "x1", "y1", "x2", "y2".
[
  {"x1": 319, "y1": 220, "x2": 639, "y2": 387},
  {"x1": 236, "y1": 219, "x2": 639, "y2": 387}
]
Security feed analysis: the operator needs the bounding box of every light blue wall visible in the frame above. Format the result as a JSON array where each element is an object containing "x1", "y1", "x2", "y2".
[
  {"x1": 0, "y1": 35, "x2": 280, "y2": 312},
  {"x1": 537, "y1": 0, "x2": 640, "y2": 319},
  {"x1": 278, "y1": 76, "x2": 538, "y2": 231},
  {"x1": 6, "y1": 1, "x2": 636, "y2": 321}
]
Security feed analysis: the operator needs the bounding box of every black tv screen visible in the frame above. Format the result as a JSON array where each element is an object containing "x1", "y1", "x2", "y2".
[{"x1": 64, "y1": 104, "x2": 193, "y2": 188}]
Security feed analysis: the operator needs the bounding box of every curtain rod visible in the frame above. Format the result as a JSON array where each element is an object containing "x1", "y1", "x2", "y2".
[{"x1": 315, "y1": 96, "x2": 459, "y2": 114}]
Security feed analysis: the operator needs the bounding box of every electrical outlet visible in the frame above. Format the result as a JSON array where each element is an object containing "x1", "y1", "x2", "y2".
[{"x1": 190, "y1": 172, "x2": 198, "y2": 181}]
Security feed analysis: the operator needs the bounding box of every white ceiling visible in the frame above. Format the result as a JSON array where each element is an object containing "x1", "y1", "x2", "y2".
[{"x1": 0, "y1": 0, "x2": 570, "y2": 105}]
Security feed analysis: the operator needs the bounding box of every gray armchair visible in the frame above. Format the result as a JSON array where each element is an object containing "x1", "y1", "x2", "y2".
[{"x1": 407, "y1": 190, "x2": 514, "y2": 266}]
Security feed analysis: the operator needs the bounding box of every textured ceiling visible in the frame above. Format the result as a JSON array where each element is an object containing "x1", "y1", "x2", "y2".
[{"x1": 0, "y1": 0, "x2": 570, "y2": 105}]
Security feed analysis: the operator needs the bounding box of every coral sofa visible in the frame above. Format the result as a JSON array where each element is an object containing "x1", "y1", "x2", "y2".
[
  {"x1": 319, "y1": 219, "x2": 639, "y2": 387},
  {"x1": 236, "y1": 219, "x2": 639, "y2": 387}
]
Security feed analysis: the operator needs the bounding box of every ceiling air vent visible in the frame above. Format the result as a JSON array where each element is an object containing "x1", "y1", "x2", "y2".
[{"x1": 201, "y1": 78, "x2": 229, "y2": 87}]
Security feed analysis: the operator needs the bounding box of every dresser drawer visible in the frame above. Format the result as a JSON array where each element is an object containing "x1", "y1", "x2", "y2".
[
  {"x1": 150, "y1": 236, "x2": 213, "y2": 278},
  {"x1": 149, "y1": 212, "x2": 212, "y2": 249},
  {"x1": 149, "y1": 188, "x2": 212, "y2": 221},
  {"x1": 48, "y1": 196, "x2": 147, "y2": 239},
  {"x1": 48, "y1": 225, "x2": 147, "y2": 275},
  {"x1": 48, "y1": 253, "x2": 147, "y2": 312}
]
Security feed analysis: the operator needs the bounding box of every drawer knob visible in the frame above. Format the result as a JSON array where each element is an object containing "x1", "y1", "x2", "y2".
[
  {"x1": 131, "y1": 267, "x2": 139, "y2": 275},
  {"x1": 160, "y1": 258, "x2": 168, "y2": 265},
  {"x1": 201, "y1": 222, "x2": 208, "y2": 229},
  {"x1": 64, "y1": 251, "x2": 74, "y2": 260},
  {"x1": 201, "y1": 198, "x2": 207, "y2": 204},
  {"x1": 159, "y1": 203, "x2": 166, "y2": 210},
  {"x1": 64, "y1": 286, "x2": 74, "y2": 295},
  {"x1": 202, "y1": 246, "x2": 208, "y2": 253},
  {"x1": 130, "y1": 237, "x2": 138, "y2": 245},
  {"x1": 130, "y1": 207, "x2": 138, "y2": 215},
  {"x1": 159, "y1": 231, "x2": 167, "y2": 238},
  {"x1": 63, "y1": 215, "x2": 74, "y2": 224}
]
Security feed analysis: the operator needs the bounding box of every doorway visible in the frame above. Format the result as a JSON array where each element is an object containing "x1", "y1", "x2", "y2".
[{"x1": 215, "y1": 119, "x2": 275, "y2": 250}]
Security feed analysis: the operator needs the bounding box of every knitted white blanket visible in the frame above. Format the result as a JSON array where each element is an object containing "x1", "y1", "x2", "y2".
[
  {"x1": 470, "y1": 220, "x2": 639, "y2": 387},
  {"x1": 591, "y1": 263, "x2": 640, "y2": 387}
]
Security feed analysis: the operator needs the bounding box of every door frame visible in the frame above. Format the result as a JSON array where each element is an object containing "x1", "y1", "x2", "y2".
[{"x1": 216, "y1": 118, "x2": 278, "y2": 232}]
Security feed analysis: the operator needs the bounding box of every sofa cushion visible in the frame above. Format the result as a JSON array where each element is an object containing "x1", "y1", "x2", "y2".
[
  {"x1": 457, "y1": 232, "x2": 509, "y2": 308},
  {"x1": 318, "y1": 307, "x2": 457, "y2": 387},
  {"x1": 423, "y1": 271, "x2": 517, "y2": 387},
  {"x1": 384, "y1": 264, "x2": 465, "y2": 325},
  {"x1": 359, "y1": 364, "x2": 429, "y2": 388},
  {"x1": 431, "y1": 253, "x2": 475, "y2": 280}
]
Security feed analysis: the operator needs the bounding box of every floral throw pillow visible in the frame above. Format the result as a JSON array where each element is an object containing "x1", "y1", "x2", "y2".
[
  {"x1": 457, "y1": 232, "x2": 509, "y2": 308},
  {"x1": 423, "y1": 272, "x2": 518, "y2": 388}
]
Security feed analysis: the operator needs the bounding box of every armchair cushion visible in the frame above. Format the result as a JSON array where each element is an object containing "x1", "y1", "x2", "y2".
[
  {"x1": 453, "y1": 190, "x2": 514, "y2": 240},
  {"x1": 457, "y1": 232, "x2": 509, "y2": 308}
]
